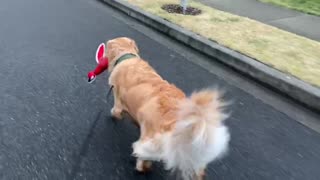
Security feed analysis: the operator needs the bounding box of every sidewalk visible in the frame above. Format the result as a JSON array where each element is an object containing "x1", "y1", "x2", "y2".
[
  {"x1": 199, "y1": 0, "x2": 320, "y2": 41},
  {"x1": 104, "y1": 0, "x2": 320, "y2": 112}
]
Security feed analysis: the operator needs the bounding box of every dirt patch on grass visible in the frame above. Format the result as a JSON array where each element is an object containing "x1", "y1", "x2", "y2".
[{"x1": 161, "y1": 4, "x2": 202, "y2": 16}]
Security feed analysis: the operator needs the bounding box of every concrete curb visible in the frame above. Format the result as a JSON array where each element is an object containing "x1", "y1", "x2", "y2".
[{"x1": 102, "y1": 0, "x2": 320, "y2": 112}]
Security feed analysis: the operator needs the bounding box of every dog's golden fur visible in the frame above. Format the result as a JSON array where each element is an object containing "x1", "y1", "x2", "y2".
[{"x1": 105, "y1": 37, "x2": 230, "y2": 180}]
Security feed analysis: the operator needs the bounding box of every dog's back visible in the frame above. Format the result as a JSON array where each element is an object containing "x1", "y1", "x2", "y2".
[{"x1": 109, "y1": 58, "x2": 185, "y2": 132}]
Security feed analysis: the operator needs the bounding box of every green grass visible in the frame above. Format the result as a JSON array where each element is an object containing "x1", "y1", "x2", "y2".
[
  {"x1": 126, "y1": 0, "x2": 320, "y2": 87},
  {"x1": 259, "y1": 0, "x2": 320, "y2": 16}
]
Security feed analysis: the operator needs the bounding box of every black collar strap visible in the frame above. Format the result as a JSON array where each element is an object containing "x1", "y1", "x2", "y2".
[{"x1": 114, "y1": 53, "x2": 137, "y2": 67}]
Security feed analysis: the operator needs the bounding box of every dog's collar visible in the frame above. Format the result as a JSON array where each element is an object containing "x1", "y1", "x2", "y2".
[{"x1": 114, "y1": 53, "x2": 137, "y2": 67}]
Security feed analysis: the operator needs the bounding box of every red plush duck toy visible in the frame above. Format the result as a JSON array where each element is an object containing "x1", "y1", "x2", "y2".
[{"x1": 87, "y1": 43, "x2": 109, "y2": 83}]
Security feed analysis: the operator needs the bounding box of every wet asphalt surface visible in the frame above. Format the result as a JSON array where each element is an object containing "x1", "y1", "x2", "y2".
[{"x1": 0, "y1": 0, "x2": 320, "y2": 179}]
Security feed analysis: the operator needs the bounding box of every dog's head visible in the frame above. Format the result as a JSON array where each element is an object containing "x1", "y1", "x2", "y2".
[
  {"x1": 87, "y1": 37, "x2": 139, "y2": 83},
  {"x1": 105, "y1": 37, "x2": 139, "y2": 72}
]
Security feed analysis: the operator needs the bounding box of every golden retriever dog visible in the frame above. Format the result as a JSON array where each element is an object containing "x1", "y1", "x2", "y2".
[{"x1": 104, "y1": 37, "x2": 230, "y2": 180}]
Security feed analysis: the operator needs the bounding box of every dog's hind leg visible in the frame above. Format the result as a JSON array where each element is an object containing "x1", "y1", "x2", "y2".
[
  {"x1": 132, "y1": 136, "x2": 164, "y2": 173},
  {"x1": 133, "y1": 140, "x2": 153, "y2": 173},
  {"x1": 195, "y1": 168, "x2": 205, "y2": 180},
  {"x1": 132, "y1": 130, "x2": 157, "y2": 173},
  {"x1": 136, "y1": 159, "x2": 152, "y2": 173}
]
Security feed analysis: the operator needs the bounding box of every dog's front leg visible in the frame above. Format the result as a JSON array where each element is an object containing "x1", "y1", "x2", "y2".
[{"x1": 110, "y1": 86, "x2": 123, "y2": 119}]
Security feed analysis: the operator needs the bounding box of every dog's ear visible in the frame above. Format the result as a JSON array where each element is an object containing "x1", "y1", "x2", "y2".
[
  {"x1": 131, "y1": 40, "x2": 139, "y2": 53},
  {"x1": 95, "y1": 43, "x2": 105, "y2": 64}
]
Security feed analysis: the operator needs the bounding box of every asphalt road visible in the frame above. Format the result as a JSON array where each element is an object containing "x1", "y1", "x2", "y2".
[{"x1": 1, "y1": 0, "x2": 320, "y2": 179}]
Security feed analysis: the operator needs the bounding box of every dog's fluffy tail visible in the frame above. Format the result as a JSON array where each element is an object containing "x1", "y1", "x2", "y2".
[{"x1": 164, "y1": 89, "x2": 230, "y2": 180}]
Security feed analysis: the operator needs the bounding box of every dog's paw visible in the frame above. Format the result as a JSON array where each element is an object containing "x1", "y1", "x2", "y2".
[
  {"x1": 111, "y1": 107, "x2": 122, "y2": 119},
  {"x1": 135, "y1": 159, "x2": 144, "y2": 172}
]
